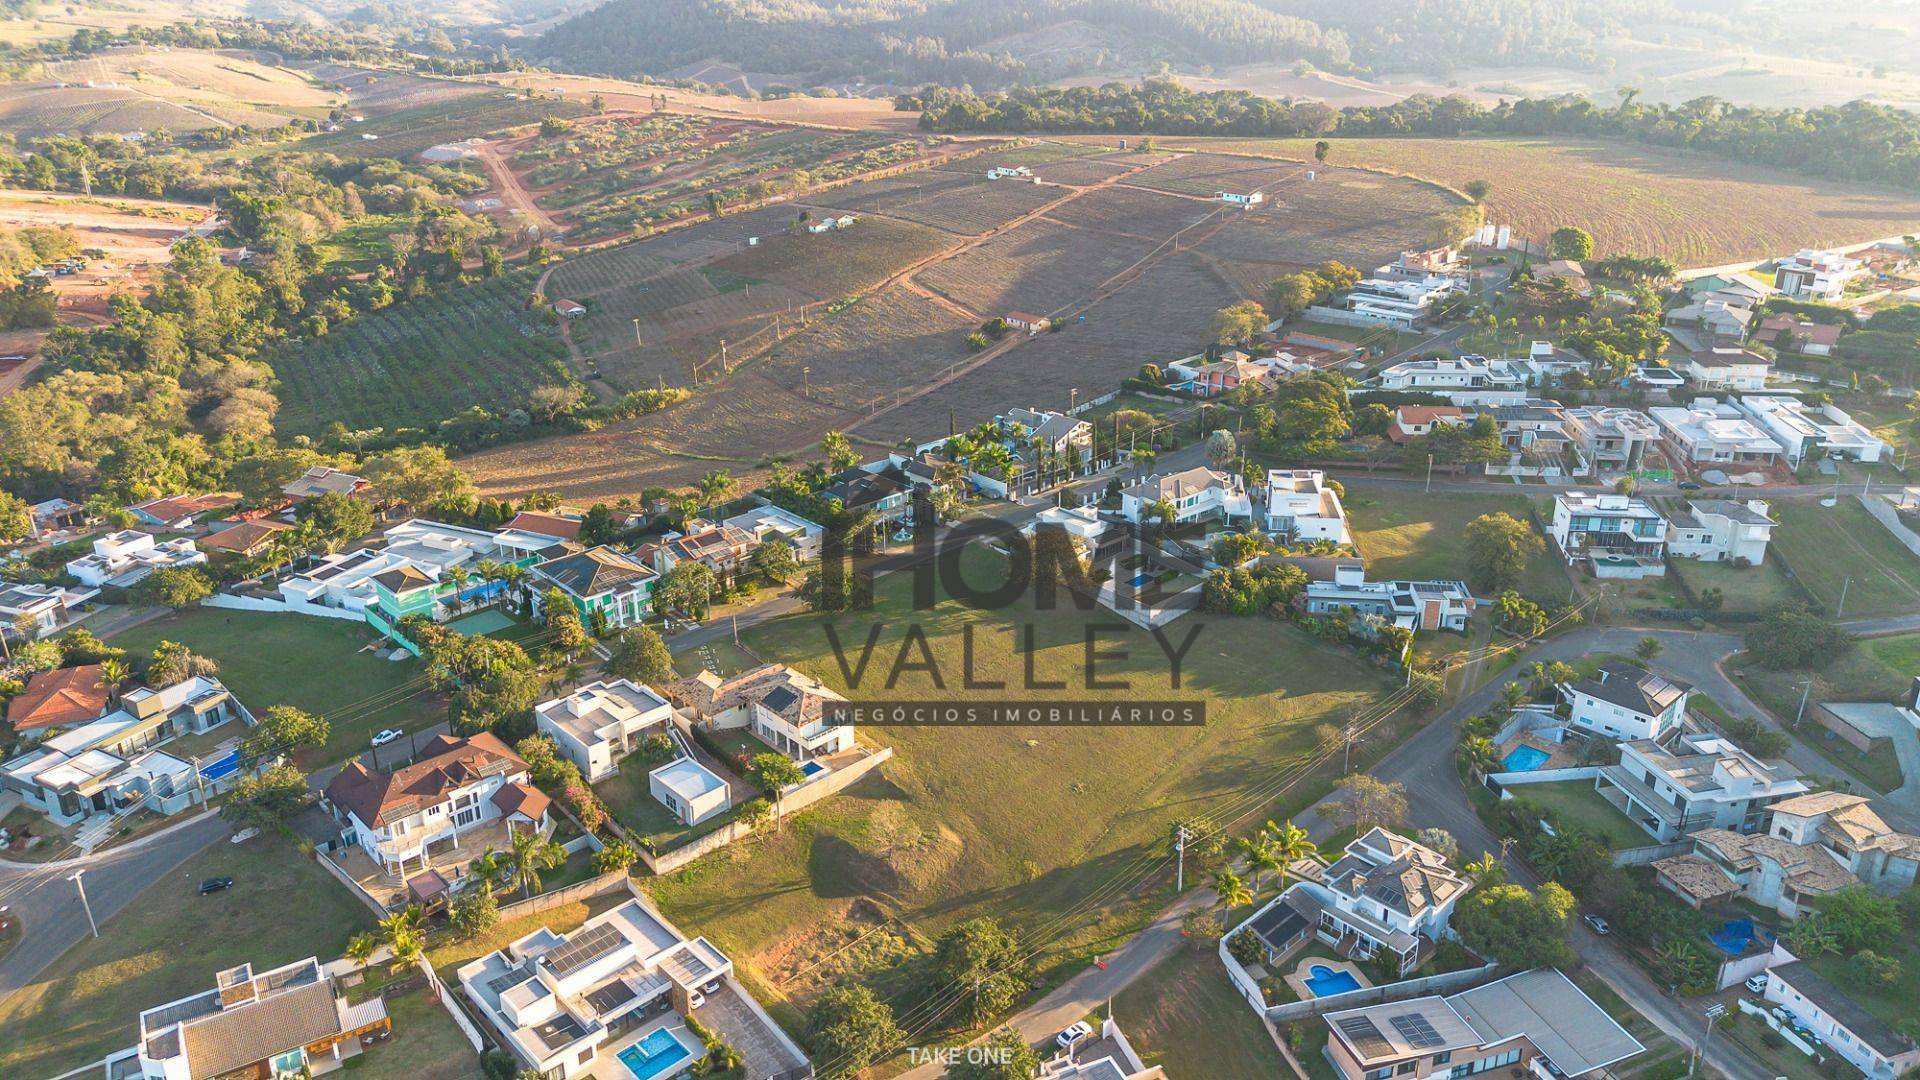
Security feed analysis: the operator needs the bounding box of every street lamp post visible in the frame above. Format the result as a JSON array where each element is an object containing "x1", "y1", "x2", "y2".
[{"x1": 70, "y1": 869, "x2": 97, "y2": 939}]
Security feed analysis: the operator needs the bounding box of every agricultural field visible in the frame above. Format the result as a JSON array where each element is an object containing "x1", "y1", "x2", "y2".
[
  {"x1": 303, "y1": 63, "x2": 491, "y2": 116},
  {"x1": 0, "y1": 46, "x2": 342, "y2": 136},
  {"x1": 489, "y1": 70, "x2": 925, "y2": 132},
  {"x1": 510, "y1": 114, "x2": 933, "y2": 240},
  {"x1": 1770, "y1": 497, "x2": 1920, "y2": 618},
  {"x1": 750, "y1": 284, "x2": 980, "y2": 411},
  {"x1": 297, "y1": 93, "x2": 590, "y2": 160},
  {"x1": 0, "y1": 86, "x2": 225, "y2": 138},
  {"x1": 1195, "y1": 168, "x2": 1464, "y2": 268},
  {"x1": 1042, "y1": 182, "x2": 1216, "y2": 240},
  {"x1": 645, "y1": 544, "x2": 1400, "y2": 1049},
  {"x1": 270, "y1": 270, "x2": 573, "y2": 437},
  {"x1": 1124, "y1": 150, "x2": 1317, "y2": 199},
  {"x1": 915, "y1": 218, "x2": 1160, "y2": 318},
  {"x1": 877, "y1": 173, "x2": 1064, "y2": 235},
  {"x1": 1119, "y1": 135, "x2": 1920, "y2": 267}
]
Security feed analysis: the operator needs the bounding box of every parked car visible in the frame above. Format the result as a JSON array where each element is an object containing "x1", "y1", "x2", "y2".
[
  {"x1": 1056, "y1": 1021, "x2": 1094, "y2": 1049},
  {"x1": 370, "y1": 728, "x2": 404, "y2": 747},
  {"x1": 199, "y1": 876, "x2": 234, "y2": 894},
  {"x1": 1678, "y1": 481, "x2": 1702, "y2": 490},
  {"x1": 1745, "y1": 974, "x2": 1769, "y2": 995},
  {"x1": 1583, "y1": 914, "x2": 1610, "y2": 935},
  {"x1": 700, "y1": 979, "x2": 722, "y2": 996}
]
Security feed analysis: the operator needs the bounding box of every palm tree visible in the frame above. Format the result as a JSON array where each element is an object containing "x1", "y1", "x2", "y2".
[
  {"x1": 1462, "y1": 853, "x2": 1503, "y2": 883},
  {"x1": 471, "y1": 847, "x2": 504, "y2": 888},
  {"x1": 1213, "y1": 869, "x2": 1253, "y2": 921},
  {"x1": 697, "y1": 469, "x2": 736, "y2": 509},
  {"x1": 1528, "y1": 833, "x2": 1573, "y2": 880},
  {"x1": 1237, "y1": 833, "x2": 1282, "y2": 900},
  {"x1": 474, "y1": 559, "x2": 504, "y2": 583},
  {"x1": 377, "y1": 907, "x2": 424, "y2": 971},
  {"x1": 99, "y1": 657, "x2": 130, "y2": 689},
  {"x1": 344, "y1": 931, "x2": 378, "y2": 972},
  {"x1": 1457, "y1": 735, "x2": 1498, "y2": 776},
  {"x1": 1263, "y1": 818, "x2": 1317, "y2": 897},
  {"x1": 506, "y1": 827, "x2": 565, "y2": 899},
  {"x1": 1496, "y1": 681, "x2": 1529, "y2": 717}
]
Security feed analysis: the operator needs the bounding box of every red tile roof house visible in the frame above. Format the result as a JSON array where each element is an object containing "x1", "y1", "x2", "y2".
[
  {"x1": 198, "y1": 518, "x2": 295, "y2": 558},
  {"x1": 1757, "y1": 314, "x2": 1844, "y2": 357},
  {"x1": 322, "y1": 732, "x2": 549, "y2": 881},
  {"x1": 127, "y1": 492, "x2": 240, "y2": 532},
  {"x1": 1189, "y1": 359, "x2": 1272, "y2": 398},
  {"x1": 504, "y1": 509, "x2": 584, "y2": 542},
  {"x1": 6, "y1": 663, "x2": 110, "y2": 734},
  {"x1": 1387, "y1": 405, "x2": 1470, "y2": 444}
]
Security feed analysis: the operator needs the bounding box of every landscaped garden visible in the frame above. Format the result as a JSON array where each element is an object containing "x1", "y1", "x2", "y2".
[
  {"x1": 0, "y1": 838, "x2": 375, "y2": 1079},
  {"x1": 1504, "y1": 781, "x2": 1652, "y2": 851},
  {"x1": 108, "y1": 607, "x2": 445, "y2": 770}
]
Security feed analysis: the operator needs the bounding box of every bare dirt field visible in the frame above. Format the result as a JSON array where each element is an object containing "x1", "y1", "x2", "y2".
[
  {"x1": 484, "y1": 71, "x2": 923, "y2": 132},
  {"x1": 915, "y1": 219, "x2": 1160, "y2": 319},
  {"x1": 302, "y1": 64, "x2": 489, "y2": 116},
  {"x1": 0, "y1": 47, "x2": 339, "y2": 135},
  {"x1": 1113, "y1": 135, "x2": 1920, "y2": 267}
]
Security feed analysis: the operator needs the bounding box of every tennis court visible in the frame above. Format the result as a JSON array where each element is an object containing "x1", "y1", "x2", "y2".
[{"x1": 445, "y1": 609, "x2": 518, "y2": 636}]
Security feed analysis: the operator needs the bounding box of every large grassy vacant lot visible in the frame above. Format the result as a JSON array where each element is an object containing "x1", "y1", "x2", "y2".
[
  {"x1": 1129, "y1": 135, "x2": 1920, "y2": 267},
  {"x1": 1770, "y1": 498, "x2": 1920, "y2": 618},
  {"x1": 646, "y1": 547, "x2": 1397, "y2": 1056},
  {"x1": 1111, "y1": 942, "x2": 1279, "y2": 1078},
  {"x1": 0, "y1": 839, "x2": 374, "y2": 1078},
  {"x1": 1344, "y1": 489, "x2": 1570, "y2": 601},
  {"x1": 110, "y1": 608, "x2": 445, "y2": 768}
]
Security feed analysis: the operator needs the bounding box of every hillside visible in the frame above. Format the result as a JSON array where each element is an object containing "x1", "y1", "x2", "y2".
[{"x1": 532, "y1": 0, "x2": 1742, "y2": 90}]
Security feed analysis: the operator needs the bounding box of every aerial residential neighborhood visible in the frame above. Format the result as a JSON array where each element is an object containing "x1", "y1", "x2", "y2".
[{"x1": 9, "y1": 8, "x2": 1920, "y2": 1080}]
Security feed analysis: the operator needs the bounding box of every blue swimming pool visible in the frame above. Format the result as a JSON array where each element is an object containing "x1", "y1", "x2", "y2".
[
  {"x1": 1501, "y1": 745, "x2": 1552, "y2": 772},
  {"x1": 1128, "y1": 573, "x2": 1155, "y2": 588},
  {"x1": 617, "y1": 1028, "x2": 694, "y2": 1080},
  {"x1": 199, "y1": 749, "x2": 240, "y2": 782},
  {"x1": 1303, "y1": 964, "x2": 1363, "y2": 997},
  {"x1": 798, "y1": 760, "x2": 828, "y2": 780}
]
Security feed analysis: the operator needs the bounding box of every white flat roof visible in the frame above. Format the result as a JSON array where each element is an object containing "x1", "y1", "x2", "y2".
[{"x1": 650, "y1": 757, "x2": 726, "y2": 803}]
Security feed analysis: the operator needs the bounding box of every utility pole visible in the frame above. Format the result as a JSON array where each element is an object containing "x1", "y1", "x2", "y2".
[
  {"x1": 631, "y1": 317, "x2": 643, "y2": 351},
  {"x1": 803, "y1": 366, "x2": 811, "y2": 397},
  {"x1": 70, "y1": 870, "x2": 97, "y2": 939},
  {"x1": 1425, "y1": 454, "x2": 1434, "y2": 494},
  {"x1": 1796, "y1": 678, "x2": 1815, "y2": 726},
  {"x1": 1174, "y1": 824, "x2": 1190, "y2": 892},
  {"x1": 1836, "y1": 575, "x2": 1851, "y2": 619},
  {"x1": 1689, "y1": 1003, "x2": 1725, "y2": 1079}
]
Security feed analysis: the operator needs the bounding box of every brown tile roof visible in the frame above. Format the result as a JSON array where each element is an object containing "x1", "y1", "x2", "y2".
[
  {"x1": 7, "y1": 664, "x2": 109, "y2": 731},
  {"x1": 198, "y1": 519, "x2": 293, "y2": 555},
  {"x1": 178, "y1": 980, "x2": 341, "y2": 1080},
  {"x1": 666, "y1": 663, "x2": 845, "y2": 724},
  {"x1": 491, "y1": 781, "x2": 550, "y2": 822},
  {"x1": 506, "y1": 510, "x2": 583, "y2": 541},
  {"x1": 324, "y1": 733, "x2": 526, "y2": 828},
  {"x1": 1652, "y1": 854, "x2": 1741, "y2": 903},
  {"x1": 132, "y1": 492, "x2": 239, "y2": 524}
]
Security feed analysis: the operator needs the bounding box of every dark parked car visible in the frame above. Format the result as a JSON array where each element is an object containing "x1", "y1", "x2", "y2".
[
  {"x1": 1678, "y1": 481, "x2": 1702, "y2": 490},
  {"x1": 199, "y1": 876, "x2": 234, "y2": 894}
]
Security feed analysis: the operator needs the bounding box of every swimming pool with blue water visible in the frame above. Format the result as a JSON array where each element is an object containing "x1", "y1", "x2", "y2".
[
  {"x1": 617, "y1": 1028, "x2": 694, "y2": 1080},
  {"x1": 1303, "y1": 964, "x2": 1363, "y2": 997},
  {"x1": 1501, "y1": 745, "x2": 1552, "y2": 772}
]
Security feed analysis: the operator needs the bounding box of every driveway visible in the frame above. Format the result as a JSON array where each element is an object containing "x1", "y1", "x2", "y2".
[{"x1": 0, "y1": 811, "x2": 230, "y2": 1001}]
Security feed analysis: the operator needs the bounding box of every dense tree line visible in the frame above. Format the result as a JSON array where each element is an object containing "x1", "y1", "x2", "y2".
[{"x1": 911, "y1": 81, "x2": 1920, "y2": 192}]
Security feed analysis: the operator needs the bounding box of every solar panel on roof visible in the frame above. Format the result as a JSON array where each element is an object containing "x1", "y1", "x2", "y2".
[
  {"x1": 1337, "y1": 1015, "x2": 1395, "y2": 1059},
  {"x1": 762, "y1": 686, "x2": 799, "y2": 712},
  {"x1": 545, "y1": 922, "x2": 624, "y2": 976},
  {"x1": 486, "y1": 965, "x2": 536, "y2": 996},
  {"x1": 1390, "y1": 1013, "x2": 1446, "y2": 1049}
]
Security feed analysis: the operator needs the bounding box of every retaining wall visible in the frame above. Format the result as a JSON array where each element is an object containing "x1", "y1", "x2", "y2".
[{"x1": 635, "y1": 747, "x2": 895, "y2": 875}]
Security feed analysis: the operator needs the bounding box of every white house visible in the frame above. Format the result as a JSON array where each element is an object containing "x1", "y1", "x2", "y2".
[
  {"x1": 1666, "y1": 500, "x2": 1774, "y2": 565},
  {"x1": 1595, "y1": 730, "x2": 1807, "y2": 843},
  {"x1": 722, "y1": 503, "x2": 824, "y2": 562},
  {"x1": 323, "y1": 732, "x2": 548, "y2": 880},
  {"x1": 648, "y1": 756, "x2": 731, "y2": 826},
  {"x1": 1763, "y1": 962, "x2": 1920, "y2": 1079},
  {"x1": 1217, "y1": 189, "x2": 1264, "y2": 206},
  {"x1": 1560, "y1": 661, "x2": 1692, "y2": 741},
  {"x1": 0, "y1": 581, "x2": 96, "y2": 641},
  {"x1": 380, "y1": 518, "x2": 511, "y2": 572},
  {"x1": 1773, "y1": 249, "x2": 1864, "y2": 300},
  {"x1": 1561, "y1": 408, "x2": 1661, "y2": 476},
  {"x1": 1305, "y1": 565, "x2": 1476, "y2": 632},
  {"x1": 1648, "y1": 401, "x2": 1782, "y2": 466},
  {"x1": 457, "y1": 896, "x2": 751, "y2": 1080},
  {"x1": 1319, "y1": 274, "x2": 1460, "y2": 330},
  {"x1": 1371, "y1": 357, "x2": 1527, "y2": 405},
  {"x1": 535, "y1": 680, "x2": 678, "y2": 783},
  {"x1": 65, "y1": 530, "x2": 206, "y2": 588},
  {"x1": 1735, "y1": 395, "x2": 1887, "y2": 465},
  {"x1": 278, "y1": 548, "x2": 424, "y2": 615},
  {"x1": 668, "y1": 664, "x2": 854, "y2": 763},
  {"x1": 1681, "y1": 347, "x2": 1771, "y2": 392},
  {"x1": 1262, "y1": 469, "x2": 1351, "y2": 544},
  {"x1": 131, "y1": 957, "x2": 389, "y2": 1080},
  {"x1": 1237, "y1": 828, "x2": 1470, "y2": 977},
  {"x1": 1118, "y1": 467, "x2": 1250, "y2": 526},
  {"x1": 1548, "y1": 491, "x2": 1668, "y2": 577}
]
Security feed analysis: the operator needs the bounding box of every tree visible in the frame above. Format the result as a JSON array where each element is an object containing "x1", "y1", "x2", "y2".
[
  {"x1": 739, "y1": 797, "x2": 774, "y2": 831},
  {"x1": 450, "y1": 882, "x2": 500, "y2": 939},
  {"x1": 1213, "y1": 868, "x2": 1254, "y2": 919},
  {"x1": 1452, "y1": 880, "x2": 1577, "y2": 968},
  {"x1": 378, "y1": 907, "x2": 425, "y2": 971},
  {"x1": 1635, "y1": 636, "x2": 1663, "y2": 663},
  {"x1": 1332, "y1": 774, "x2": 1408, "y2": 832},
  {"x1": 1816, "y1": 885, "x2": 1901, "y2": 953},
  {"x1": 750, "y1": 537, "x2": 798, "y2": 584},
  {"x1": 1313, "y1": 140, "x2": 1331, "y2": 163},
  {"x1": 295, "y1": 491, "x2": 375, "y2": 550},
  {"x1": 658, "y1": 561, "x2": 718, "y2": 619},
  {"x1": 1237, "y1": 832, "x2": 1282, "y2": 900},
  {"x1": 746, "y1": 751, "x2": 806, "y2": 795},
  {"x1": 222, "y1": 763, "x2": 308, "y2": 834},
  {"x1": 1855, "y1": 949, "x2": 1902, "y2": 988},
  {"x1": 804, "y1": 986, "x2": 902, "y2": 1079},
  {"x1": 528, "y1": 383, "x2": 588, "y2": 424},
  {"x1": 1464, "y1": 512, "x2": 1543, "y2": 593},
  {"x1": 1463, "y1": 179, "x2": 1491, "y2": 203},
  {"x1": 0, "y1": 490, "x2": 29, "y2": 542},
  {"x1": 592, "y1": 841, "x2": 638, "y2": 875},
  {"x1": 948, "y1": 1028, "x2": 1043, "y2": 1080},
  {"x1": 505, "y1": 826, "x2": 565, "y2": 898},
  {"x1": 344, "y1": 931, "x2": 378, "y2": 972},
  {"x1": 934, "y1": 917, "x2": 1029, "y2": 1026},
  {"x1": 1204, "y1": 428, "x2": 1238, "y2": 467},
  {"x1": 364, "y1": 446, "x2": 473, "y2": 512},
  {"x1": 145, "y1": 639, "x2": 217, "y2": 688},
  {"x1": 819, "y1": 430, "x2": 858, "y2": 472},
  {"x1": 132, "y1": 567, "x2": 213, "y2": 608},
  {"x1": 1415, "y1": 827, "x2": 1459, "y2": 864},
  {"x1": 1265, "y1": 818, "x2": 1317, "y2": 895},
  {"x1": 1209, "y1": 301, "x2": 1267, "y2": 346},
  {"x1": 1748, "y1": 603, "x2": 1853, "y2": 670},
  {"x1": 696, "y1": 469, "x2": 737, "y2": 508},
  {"x1": 238, "y1": 705, "x2": 329, "y2": 766},
  {"x1": 541, "y1": 587, "x2": 589, "y2": 654},
  {"x1": 608, "y1": 625, "x2": 673, "y2": 685},
  {"x1": 1549, "y1": 227, "x2": 1594, "y2": 261}
]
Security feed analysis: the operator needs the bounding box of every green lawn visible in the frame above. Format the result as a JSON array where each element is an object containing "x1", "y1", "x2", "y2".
[
  {"x1": 1664, "y1": 557, "x2": 1800, "y2": 616},
  {"x1": 1344, "y1": 490, "x2": 1570, "y2": 601},
  {"x1": 645, "y1": 545, "x2": 1396, "y2": 1053},
  {"x1": 425, "y1": 890, "x2": 629, "y2": 975},
  {"x1": 598, "y1": 763, "x2": 746, "y2": 852},
  {"x1": 1807, "y1": 938, "x2": 1920, "y2": 1050},
  {"x1": 1771, "y1": 499, "x2": 1920, "y2": 618},
  {"x1": 1111, "y1": 940, "x2": 1279, "y2": 1078},
  {"x1": 108, "y1": 608, "x2": 447, "y2": 770},
  {"x1": 1506, "y1": 781, "x2": 1653, "y2": 851},
  {"x1": 354, "y1": 985, "x2": 484, "y2": 1080},
  {"x1": 1864, "y1": 632, "x2": 1920, "y2": 674},
  {"x1": 1733, "y1": 652, "x2": 1909, "y2": 792},
  {"x1": 0, "y1": 838, "x2": 375, "y2": 1079}
]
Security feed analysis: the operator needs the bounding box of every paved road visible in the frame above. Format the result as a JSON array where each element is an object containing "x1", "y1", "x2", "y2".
[
  {"x1": 0, "y1": 812, "x2": 230, "y2": 1002},
  {"x1": 1329, "y1": 469, "x2": 1888, "y2": 503}
]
